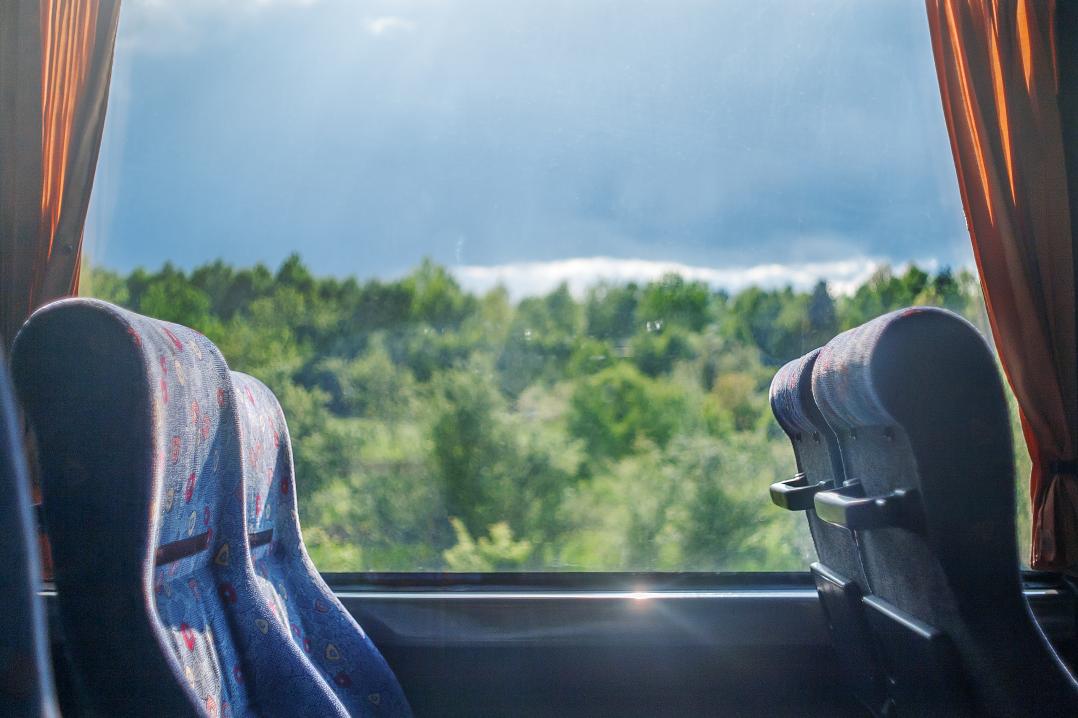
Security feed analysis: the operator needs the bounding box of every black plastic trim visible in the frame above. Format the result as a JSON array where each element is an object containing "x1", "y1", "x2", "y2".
[{"x1": 322, "y1": 570, "x2": 817, "y2": 592}]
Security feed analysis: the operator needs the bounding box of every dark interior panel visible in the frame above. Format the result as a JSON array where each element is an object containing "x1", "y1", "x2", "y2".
[{"x1": 42, "y1": 572, "x2": 1075, "y2": 717}]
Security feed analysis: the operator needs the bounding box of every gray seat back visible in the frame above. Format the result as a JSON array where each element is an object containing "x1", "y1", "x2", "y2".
[
  {"x1": 812, "y1": 307, "x2": 1078, "y2": 717},
  {"x1": 769, "y1": 348, "x2": 887, "y2": 715}
]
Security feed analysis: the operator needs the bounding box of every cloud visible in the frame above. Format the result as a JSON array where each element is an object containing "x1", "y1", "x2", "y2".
[
  {"x1": 364, "y1": 16, "x2": 415, "y2": 36},
  {"x1": 97, "y1": 0, "x2": 974, "y2": 280},
  {"x1": 449, "y1": 256, "x2": 940, "y2": 301}
]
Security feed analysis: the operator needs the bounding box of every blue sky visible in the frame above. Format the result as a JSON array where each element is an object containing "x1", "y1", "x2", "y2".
[{"x1": 85, "y1": 0, "x2": 973, "y2": 297}]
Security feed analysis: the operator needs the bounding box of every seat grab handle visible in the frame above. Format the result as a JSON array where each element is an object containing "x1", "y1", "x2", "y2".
[
  {"x1": 769, "y1": 473, "x2": 829, "y2": 512},
  {"x1": 814, "y1": 481, "x2": 923, "y2": 532}
]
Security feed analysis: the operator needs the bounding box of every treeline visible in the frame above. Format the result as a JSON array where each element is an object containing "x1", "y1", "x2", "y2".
[{"x1": 82, "y1": 257, "x2": 999, "y2": 571}]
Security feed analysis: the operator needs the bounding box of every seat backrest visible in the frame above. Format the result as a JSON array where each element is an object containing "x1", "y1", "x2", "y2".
[
  {"x1": 769, "y1": 348, "x2": 888, "y2": 715},
  {"x1": 0, "y1": 349, "x2": 58, "y2": 717},
  {"x1": 812, "y1": 306, "x2": 1078, "y2": 716},
  {"x1": 770, "y1": 348, "x2": 863, "y2": 581},
  {"x1": 13, "y1": 298, "x2": 348, "y2": 718},
  {"x1": 234, "y1": 371, "x2": 412, "y2": 716}
]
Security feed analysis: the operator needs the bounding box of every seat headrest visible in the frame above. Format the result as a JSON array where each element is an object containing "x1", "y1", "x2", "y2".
[
  {"x1": 14, "y1": 297, "x2": 244, "y2": 570},
  {"x1": 811, "y1": 306, "x2": 980, "y2": 431},
  {"x1": 769, "y1": 348, "x2": 825, "y2": 438}
]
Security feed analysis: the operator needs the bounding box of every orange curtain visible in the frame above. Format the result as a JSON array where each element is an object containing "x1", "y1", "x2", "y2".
[
  {"x1": 926, "y1": 0, "x2": 1078, "y2": 570},
  {"x1": 0, "y1": 0, "x2": 121, "y2": 348}
]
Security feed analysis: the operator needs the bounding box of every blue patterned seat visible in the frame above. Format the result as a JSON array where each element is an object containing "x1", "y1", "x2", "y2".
[
  {"x1": 12, "y1": 298, "x2": 349, "y2": 717},
  {"x1": 811, "y1": 307, "x2": 1078, "y2": 716},
  {"x1": 0, "y1": 348, "x2": 58, "y2": 717},
  {"x1": 232, "y1": 372, "x2": 411, "y2": 717}
]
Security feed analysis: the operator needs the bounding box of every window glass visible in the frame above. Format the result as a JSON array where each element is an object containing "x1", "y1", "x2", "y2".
[{"x1": 83, "y1": 0, "x2": 1024, "y2": 571}]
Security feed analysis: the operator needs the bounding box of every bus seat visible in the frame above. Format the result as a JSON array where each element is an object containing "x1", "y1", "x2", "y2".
[
  {"x1": 232, "y1": 371, "x2": 412, "y2": 716},
  {"x1": 12, "y1": 298, "x2": 348, "y2": 717},
  {"x1": 0, "y1": 348, "x2": 59, "y2": 717},
  {"x1": 811, "y1": 306, "x2": 1078, "y2": 717},
  {"x1": 768, "y1": 348, "x2": 889, "y2": 716}
]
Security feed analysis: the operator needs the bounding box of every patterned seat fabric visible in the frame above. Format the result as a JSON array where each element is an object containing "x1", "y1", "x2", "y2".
[
  {"x1": 13, "y1": 299, "x2": 348, "y2": 718},
  {"x1": 233, "y1": 372, "x2": 412, "y2": 717},
  {"x1": 0, "y1": 349, "x2": 59, "y2": 717}
]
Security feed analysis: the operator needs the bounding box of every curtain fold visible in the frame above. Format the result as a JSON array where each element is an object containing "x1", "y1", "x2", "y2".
[
  {"x1": 0, "y1": 0, "x2": 121, "y2": 348},
  {"x1": 926, "y1": 0, "x2": 1078, "y2": 570}
]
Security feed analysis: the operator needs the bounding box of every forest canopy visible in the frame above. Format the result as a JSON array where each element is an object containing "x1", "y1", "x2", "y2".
[{"x1": 82, "y1": 257, "x2": 1025, "y2": 572}]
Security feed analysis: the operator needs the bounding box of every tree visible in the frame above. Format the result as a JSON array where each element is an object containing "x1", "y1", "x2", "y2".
[
  {"x1": 307, "y1": 336, "x2": 416, "y2": 419},
  {"x1": 806, "y1": 280, "x2": 837, "y2": 348},
  {"x1": 276, "y1": 253, "x2": 316, "y2": 296},
  {"x1": 629, "y1": 327, "x2": 694, "y2": 377},
  {"x1": 496, "y1": 284, "x2": 580, "y2": 396},
  {"x1": 428, "y1": 366, "x2": 508, "y2": 535},
  {"x1": 405, "y1": 258, "x2": 476, "y2": 330},
  {"x1": 637, "y1": 273, "x2": 712, "y2": 332},
  {"x1": 568, "y1": 363, "x2": 686, "y2": 460},
  {"x1": 585, "y1": 282, "x2": 639, "y2": 340},
  {"x1": 443, "y1": 520, "x2": 534, "y2": 571},
  {"x1": 137, "y1": 271, "x2": 218, "y2": 335},
  {"x1": 80, "y1": 256, "x2": 988, "y2": 574}
]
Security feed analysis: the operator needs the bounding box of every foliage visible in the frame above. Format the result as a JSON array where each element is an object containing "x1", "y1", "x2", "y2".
[
  {"x1": 569, "y1": 363, "x2": 686, "y2": 460},
  {"x1": 81, "y1": 257, "x2": 1007, "y2": 572},
  {"x1": 443, "y1": 519, "x2": 534, "y2": 571}
]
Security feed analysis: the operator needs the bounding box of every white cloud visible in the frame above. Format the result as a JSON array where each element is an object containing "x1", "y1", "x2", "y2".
[
  {"x1": 449, "y1": 256, "x2": 937, "y2": 301},
  {"x1": 364, "y1": 16, "x2": 415, "y2": 36}
]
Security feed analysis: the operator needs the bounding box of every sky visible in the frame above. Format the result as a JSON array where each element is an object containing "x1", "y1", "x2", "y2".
[{"x1": 85, "y1": 0, "x2": 974, "y2": 298}]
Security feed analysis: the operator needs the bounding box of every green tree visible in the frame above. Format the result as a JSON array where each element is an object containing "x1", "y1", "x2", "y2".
[
  {"x1": 629, "y1": 327, "x2": 694, "y2": 377},
  {"x1": 307, "y1": 336, "x2": 417, "y2": 419},
  {"x1": 443, "y1": 519, "x2": 534, "y2": 571},
  {"x1": 568, "y1": 363, "x2": 686, "y2": 460},
  {"x1": 806, "y1": 280, "x2": 838, "y2": 349},
  {"x1": 138, "y1": 271, "x2": 219, "y2": 335},
  {"x1": 81, "y1": 256, "x2": 991, "y2": 574},
  {"x1": 585, "y1": 282, "x2": 639, "y2": 340},
  {"x1": 637, "y1": 273, "x2": 712, "y2": 332},
  {"x1": 405, "y1": 259, "x2": 476, "y2": 330}
]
